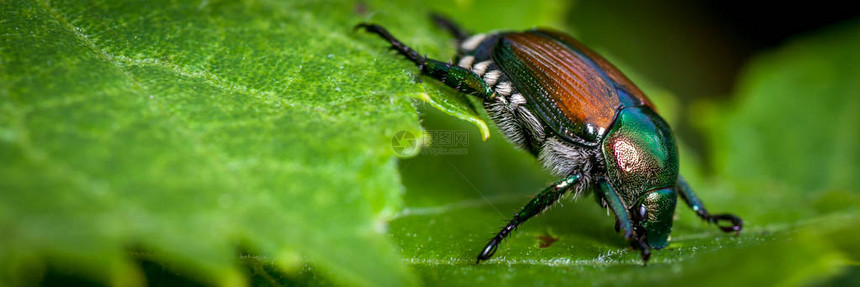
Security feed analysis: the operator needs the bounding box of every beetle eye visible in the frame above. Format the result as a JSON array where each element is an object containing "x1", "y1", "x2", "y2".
[{"x1": 638, "y1": 204, "x2": 648, "y2": 221}]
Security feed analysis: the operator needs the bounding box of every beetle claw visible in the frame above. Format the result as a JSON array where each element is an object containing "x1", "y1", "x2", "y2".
[
  {"x1": 477, "y1": 237, "x2": 502, "y2": 264},
  {"x1": 710, "y1": 213, "x2": 743, "y2": 236},
  {"x1": 353, "y1": 22, "x2": 371, "y2": 32}
]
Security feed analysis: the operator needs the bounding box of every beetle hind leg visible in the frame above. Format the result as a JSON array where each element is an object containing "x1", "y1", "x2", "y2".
[
  {"x1": 677, "y1": 176, "x2": 743, "y2": 235},
  {"x1": 355, "y1": 23, "x2": 424, "y2": 66},
  {"x1": 477, "y1": 174, "x2": 581, "y2": 263},
  {"x1": 355, "y1": 23, "x2": 494, "y2": 100}
]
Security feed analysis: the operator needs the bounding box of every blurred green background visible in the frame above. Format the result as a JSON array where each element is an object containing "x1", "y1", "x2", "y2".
[{"x1": 1, "y1": 0, "x2": 859, "y2": 286}]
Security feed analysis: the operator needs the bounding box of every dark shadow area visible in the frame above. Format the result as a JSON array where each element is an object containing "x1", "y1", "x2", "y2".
[
  {"x1": 36, "y1": 250, "x2": 334, "y2": 286},
  {"x1": 39, "y1": 267, "x2": 103, "y2": 287},
  {"x1": 815, "y1": 266, "x2": 860, "y2": 287}
]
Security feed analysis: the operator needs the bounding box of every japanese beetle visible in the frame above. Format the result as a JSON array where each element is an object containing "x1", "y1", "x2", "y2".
[{"x1": 356, "y1": 15, "x2": 742, "y2": 263}]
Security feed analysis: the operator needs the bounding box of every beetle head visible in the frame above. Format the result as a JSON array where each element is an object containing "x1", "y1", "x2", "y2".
[
  {"x1": 601, "y1": 107, "x2": 679, "y2": 248},
  {"x1": 633, "y1": 187, "x2": 677, "y2": 248}
]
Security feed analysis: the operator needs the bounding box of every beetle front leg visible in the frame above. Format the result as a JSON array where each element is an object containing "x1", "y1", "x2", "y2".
[
  {"x1": 677, "y1": 176, "x2": 743, "y2": 235},
  {"x1": 596, "y1": 178, "x2": 651, "y2": 263},
  {"x1": 476, "y1": 174, "x2": 581, "y2": 263},
  {"x1": 355, "y1": 23, "x2": 495, "y2": 100},
  {"x1": 595, "y1": 178, "x2": 633, "y2": 240}
]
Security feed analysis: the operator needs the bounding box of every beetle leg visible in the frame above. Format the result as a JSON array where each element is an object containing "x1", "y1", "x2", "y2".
[
  {"x1": 476, "y1": 174, "x2": 581, "y2": 263},
  {"x1": 356, "y1": 23, "x2": 495, "y2": 100},
  {"x1": 596, "y1": 178, "x2": 634, "y2": 240},
  {"x1": 430, "y1": 13, "x2": 470, "y2": 43},
  {"x1": 677, "y1": 176, "x2": 743, "y2": 235},
  {"x1": 597, "y1": 178, "x2": 653, "y2": 263}
]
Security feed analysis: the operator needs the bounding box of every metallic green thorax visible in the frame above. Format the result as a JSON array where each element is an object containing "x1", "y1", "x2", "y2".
[
  {"x1": 601, "y1": 107, "x2": 679, "y2": 248},
  {"x1": 602, "y1": 107, "x2": 679, "y2": 201}
]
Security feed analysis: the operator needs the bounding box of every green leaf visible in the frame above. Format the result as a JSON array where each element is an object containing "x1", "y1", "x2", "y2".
[
  {"x1": 0, "y1": 0, "x2": 571, "y2": 285},
  {"x1": 0, "y1": 0, "x2": 440, "y2": 285},
  {"x1": 389, "y1": 18, "x2": 860, "y2": 286}
]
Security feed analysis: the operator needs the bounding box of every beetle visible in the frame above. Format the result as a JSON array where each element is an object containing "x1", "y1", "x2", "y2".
[{"x1": 356, "y1": 15, "x2": 742, "y2": 263}]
